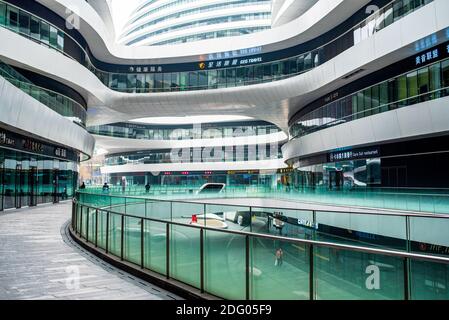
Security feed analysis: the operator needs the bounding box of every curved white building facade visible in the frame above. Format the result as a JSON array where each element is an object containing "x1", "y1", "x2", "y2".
[{"x1": 119, "y1": 0, "x2": 272, "y2": 46}]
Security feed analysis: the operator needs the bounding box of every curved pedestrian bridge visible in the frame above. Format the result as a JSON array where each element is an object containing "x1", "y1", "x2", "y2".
[{"x1": 72, "y1": 190, "x2": 449, "y2": 300}]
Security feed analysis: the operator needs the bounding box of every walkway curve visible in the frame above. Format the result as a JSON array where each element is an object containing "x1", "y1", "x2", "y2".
[{"x1": 0, "y1": 202, "x2": 181, "y2": 300}]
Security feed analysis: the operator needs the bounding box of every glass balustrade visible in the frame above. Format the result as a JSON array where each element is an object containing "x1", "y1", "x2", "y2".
[
  {"x1": 73, "y1": 191, "x2": 449, "y2": 300},
  {"x1": 78, "y1": 184, "x2": 449, "y2": 215},
  {"x1": 0, "y1": 0, "x2": 435, "y2": 93},
  {"x1": 290, "y1": 56, "x2": 449, "y2": 139},
  {"x1": 0, "y1": 61, "x2": 87, "y2": 125}
]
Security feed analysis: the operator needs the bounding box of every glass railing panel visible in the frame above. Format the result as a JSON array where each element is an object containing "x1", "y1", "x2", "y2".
[
  {"x1": 171, "y1": 201, "x2": 205, "y2": 223},
  {"x1": 124, "y1": 216, "x2": 142, "y2": 266},
  {"x1": 204, "y1": 204, "x2": 251, "y2": 231},
  {"x1": 315, "y1": 211, "x2": 407, "y2": 250},
  {"x1": 169, "y1": 224, "x2": 200, "y2": 288},
  {"x1": 87, "y1": 208, "x2": 96, "y2": 242},
  {"x1": 124, "y1": 197, "x2": 145, "y2": 217},
  {"x1": 110, "y1": 196, "x2": 126, "y2": 213},
  {"x1": 109, "y1": 213, "x2": 122, "y2": 258},
  {"x1": 143, "y1": 220, "x2": 167, "y2": 275},
  {"x1": 204, "y1": 229, "x2": 246, "y2": 299},
  {"x1": 313, "y1": 246, "x2": 405, "y2": 299},
  {"x1": 97, "y1": 210, "x2": 108, "y2": 250},
  {"x1": 76, "y1": 203, "x2": 82, "y2": 234},
  {"x1": 410, "y1": 216, "x2": 449, "y2": 256},
  {"x1": 250, "y1": 207, "x2": 314, "y2": 239},
  {"x1": 410, "y1": 259, "x2": 449, "y2": 299},
  {"x1": 145, "y1": 199, "x2": 171, "y2": 220},
  {"x1": 250, "y1": 237, "x2": 310, "y2": 300},
  {"x1": 80, "y1": 206, "x2": 88, "y2": 239}
]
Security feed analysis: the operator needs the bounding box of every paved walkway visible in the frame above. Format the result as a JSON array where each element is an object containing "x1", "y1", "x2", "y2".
[{"x1": 0, "y1": 202, "x2": 182, "y2": 300}]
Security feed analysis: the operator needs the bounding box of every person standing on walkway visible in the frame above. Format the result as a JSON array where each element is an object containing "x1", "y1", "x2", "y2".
[
  {"x1": 275, "y1": 248, "x2": 284, "y2": 267},
  {"x1": 121, "y1": 177, "x2": 127, "y2": 194}
]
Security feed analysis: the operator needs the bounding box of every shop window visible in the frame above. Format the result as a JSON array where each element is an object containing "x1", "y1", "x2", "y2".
[
  {"x1": 6, "y1": 6, "x2": 18, "y2": 30},
  {"x1": 207, "y1": 70, "x2": 217, "y2": 88},
  {"x1": 225, "y1": 69, "x2": 235, "y2": 87},
  {"x1": 217, "y1": 69, "x2": 226, "y2": 87},
  {"x1": 304, "y1": 52, "x2": 312, "y2": 70},
  {"x1": 18, "y1": 10, "x2": 29, "y2": 35},
  {"x1": 0, "y1": 2, "x2": 6, "y2": 26},
  {"x1": 49, "y1": 25, "x2": 58, "y2": 48},
  {"x1": 235, "y1": 67, "x2": 244, "y2": 85},
  {"x1": 40, "y1": 21, "x2": 49, "y2": 44},
  {"x1": 442, "y1": 60, "x2": 449, "y2": 91},
  {"x1": 429, "y1": 62, "x2": 441, "y2": 99},
  {"x1": 406, "y1": 71, "x2": 418, "y2": 104},
  {"x1": 127, "y1": 74, "x2": 137, "y2": 93},
  {"x1": 169, "y1": 73, "x2": 179, "y2": 90},
  {"x1": 417, "y1": 67, "x2": 429, "y2": 101},
  {"x1": 57, "y1": 30, "x2": 64, "y2": 50},
  {"x1": 29, "y1": 16, "x2": 40, "y2": 40}
]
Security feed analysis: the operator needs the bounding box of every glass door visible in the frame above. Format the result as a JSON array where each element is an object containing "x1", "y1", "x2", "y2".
[
  {"x1": 29, "y1": 166, "x2": 37, "y2": 206},
  {"x1": 52, "y1": 169, "x2": 59, "y2": 203},
  {"x1": 15, "y1": 163, "x2": 23, "y2": 208}
]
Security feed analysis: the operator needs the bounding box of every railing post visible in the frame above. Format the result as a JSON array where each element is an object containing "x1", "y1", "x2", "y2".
[
  {"x1": 403, "y1": 257, "x2": 410, "y2": 300},
  {"x1": 405, "y1": 215, "x2": 411, "y2": 252},
  {"x1": 166, "y1": 223, "x2": 170, "y2": 279},
  {"x1": 249, "y1": 207, "x2": 253, "y2": 233},
  {"x1": 200, "y1": 228, "x2": 204, "y2": 293},
  {"x1": 121, "y1": 214, "x2": 124, "y2": 261},
  {"x1": 141, "y1": 218, "x2": 144, "y2": 269},
  {"x1": 245, "y1": 235, "x2": 250, "y2": 300},
  {"x1": 71, "y1": 200, "x2": 75, "y2": 230},
  {"x1": 95, "y1": 209, "x2": 98, "y2": 248},
  {"x1": 309, "y1": 244, "x2": 314, "y2": 300},
  {"x1": 86, "y1": 208, "x2": 89, "y2": 243},
  {"x1": 105, "y1": 211, "x2": 110, "y2": 254},
  {"x1": 79, "y1": 205, "x2": 83, "y2": 237}
]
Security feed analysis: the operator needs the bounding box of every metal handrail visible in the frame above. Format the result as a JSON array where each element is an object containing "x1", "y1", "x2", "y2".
[
  {"x1": 74, "y1": 201, "x2": 449, "y2": 265},
  {"x1": 76, "y1": 189, "x2": 449, "y2": 219},
  {"x1": 291, "y1": 80, "x2": 449, "y2": 139}
]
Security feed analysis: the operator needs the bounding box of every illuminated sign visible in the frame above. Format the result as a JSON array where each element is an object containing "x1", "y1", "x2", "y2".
[
  {"x1": 206, "y1": 46, "x2": 262, "y2": 61},
  {"x1": 415, "y1": 48, "x2": 439, "y2": 65},
  {"x1": 413, "y1": 40, "x2": 449, "y2": 66},
  {"x1": 328, "y1": 146, "x2": 380, "y2": 162},
  {"x1": 204, "y1": 56, "x2": 264, "y2": 69},
  {"x1": 0, "y1": 131, "x2": 15, "y2": 146},
  {"x1": 23, "y1": 139, "x2": 43, "y2": 153},
  {"x1": 128, "y1": 66, "x2": 163, "y2": 73},
  {"x1": 55, "y1": 148, "x2": 67, "y2": 158}
]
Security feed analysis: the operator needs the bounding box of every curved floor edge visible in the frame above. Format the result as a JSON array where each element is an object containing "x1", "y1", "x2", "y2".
[{"x1": 67, "y1": 223, "x2": 220, "y2": 301}]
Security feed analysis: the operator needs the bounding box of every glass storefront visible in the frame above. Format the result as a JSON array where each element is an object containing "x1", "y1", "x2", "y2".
[
  {"x1": 293, "y1": 159, "x2": 382, "y2": 191},
  {"x1": 0, "y1": 148, "x2": 78, "y2": 210},
  {"x1": 109, "y1": 170, "x2": 286, "y2": 189},
  {"x1": 290, "y1": 46, "x2": 449, "y2": 139}
]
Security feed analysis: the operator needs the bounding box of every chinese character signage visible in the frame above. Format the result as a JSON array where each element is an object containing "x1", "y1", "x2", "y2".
[
  {"x1": 0, "y1": 131, "x2": 15, "y2": 146},
  {"x1": 414, "y1": 40, "x2": 449, "y2": 66},
  {"x1": 328, "y1": 147, "x2": 380, "y2": 162}
]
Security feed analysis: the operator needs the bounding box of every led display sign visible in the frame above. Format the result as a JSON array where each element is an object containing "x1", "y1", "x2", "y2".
[{"x1": 328, "y1": 146, "x2": 380, "y2": 162}]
